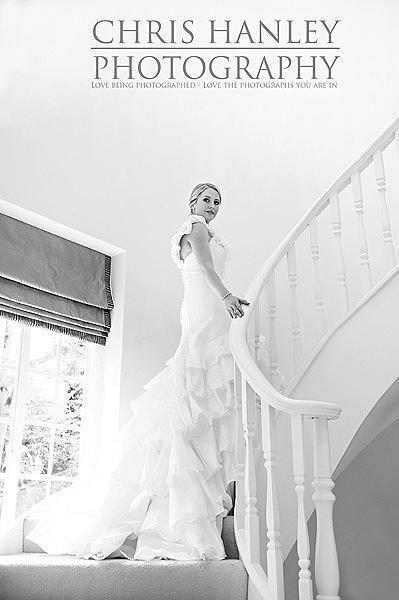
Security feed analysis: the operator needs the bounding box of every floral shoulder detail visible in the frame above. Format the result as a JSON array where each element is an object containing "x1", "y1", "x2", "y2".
[
  {"x1": 170, "y1": 215, "x2": 207, "y2": 269},
  {"x1": 170, "y1": 214, "x2": 230, "y2": 269},
  {"x1": 207, "y1": 227, "x2": 230, "y2": 251}
]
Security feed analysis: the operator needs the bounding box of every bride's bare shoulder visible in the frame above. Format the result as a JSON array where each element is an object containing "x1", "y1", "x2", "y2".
[
  {"x1": 171, "y1": 216, "x2": 214, "y2": 266},
  {"x1": 182, "y1": 220, "x2": 207, "y2": 240}
]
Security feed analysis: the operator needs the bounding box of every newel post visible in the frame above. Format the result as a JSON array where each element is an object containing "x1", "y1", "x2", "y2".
[
  {"x1": 291, "y1": 414, "x2": 313, "y2": 600},
  {"x1": 312, "y1": 417, "x2": 340, "y2": 600},
  {"x1": 262, "y1": 403, "x2": 284, "y2": 600}
]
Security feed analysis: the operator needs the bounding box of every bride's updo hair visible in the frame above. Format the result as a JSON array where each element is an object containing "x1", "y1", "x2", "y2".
[{"x1": 189, "y1": 183, "x2": 222, "y2": 212}]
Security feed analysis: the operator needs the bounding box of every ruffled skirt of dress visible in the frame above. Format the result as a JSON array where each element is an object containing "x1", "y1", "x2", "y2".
[{"x1": 24, "y1": 317, "x2": 237, "y2": 561}]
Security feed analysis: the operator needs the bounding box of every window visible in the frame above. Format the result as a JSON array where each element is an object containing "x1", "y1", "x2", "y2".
[{"x1": 0, "y1": 318, "x2": 96, "y2": 523}]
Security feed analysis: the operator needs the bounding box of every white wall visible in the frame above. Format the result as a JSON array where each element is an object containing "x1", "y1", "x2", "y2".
[
  {"x1": 0, "y1": 0, "x2": 398, "y2": 427},
  {"x1": 276, "y1": 266, "x2": 399, "y2": 559}
]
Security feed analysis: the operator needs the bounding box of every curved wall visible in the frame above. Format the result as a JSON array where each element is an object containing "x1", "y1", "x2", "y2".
[
  {"x1": 272, "y1": 270, "x2": 399, "y2": 559},
  {"x1": 284, "y1": 381, "x2": 399, "y2": 599}
]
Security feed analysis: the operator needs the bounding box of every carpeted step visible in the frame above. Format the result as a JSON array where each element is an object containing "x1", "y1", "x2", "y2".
[
  {"x1": 0, "y1": 553, "x2": 248, "y2": 600},
  {"x1": 1, "y1": 514, "x2": 245, "y2": 600}
]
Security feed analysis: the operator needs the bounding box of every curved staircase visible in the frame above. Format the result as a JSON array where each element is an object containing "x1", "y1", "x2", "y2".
[{"x1": 230, "y1": 116, "x2": 399, "y2": 600}]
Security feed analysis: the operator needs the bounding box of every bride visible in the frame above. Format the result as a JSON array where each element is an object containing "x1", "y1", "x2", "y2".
[{"x1": 13, "y1": 183, "x2": 249, "y2": 561}]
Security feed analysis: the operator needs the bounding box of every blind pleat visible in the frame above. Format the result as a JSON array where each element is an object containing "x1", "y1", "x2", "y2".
[
  {"x1": 0, "y1": 307, "x2": 107, "y2": 345},
  {"x1": 0, "y1": 278, "x2": 111, "y2": 329},
  {"x1": 0, "y1": 298, "x2": 109, "y2": 334},
  {"x1": 0, "y1": 212, "x2": 114, "y2": 345}
]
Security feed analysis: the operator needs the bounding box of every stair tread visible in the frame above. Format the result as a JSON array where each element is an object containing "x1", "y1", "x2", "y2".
[
  {"x1": 0, "y1": 553, "x2": 243, "y2": 566},
  {"x1": 0, "y1": 554, "x2": 248, "y2": 600}
]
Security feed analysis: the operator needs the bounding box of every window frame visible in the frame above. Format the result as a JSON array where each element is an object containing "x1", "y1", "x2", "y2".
[
  {"x1": 0, "y1": 199, "x2": 127, "y2": 528},
  {"x1": 0, "y1": 323, "x2": 97, "y2": 526}
]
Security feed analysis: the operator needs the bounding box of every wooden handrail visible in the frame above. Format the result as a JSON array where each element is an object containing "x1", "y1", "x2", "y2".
[{"x1": 230, "y1": 115, "x2": 399, "y2": 419}]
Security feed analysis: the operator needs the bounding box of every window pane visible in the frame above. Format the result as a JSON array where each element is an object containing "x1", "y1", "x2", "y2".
[
  {"x1": 52, "y1": 428, "x2": 80, "y2": 477},
  {"x1": 16, "y1": 479, "x2": 47, "y2": 516},
  {"x1": 0, "y1": 479, "x2": 4, "y2": 515},
  {"x1": 54, "y1": 380, "x2": 83, "y2": 426},
  {"x1": 0, "y1": 369, "x2": 16, "y2": 418},
  {"x1": 59, "y1": 336, "x2": 86, "y2": 378},
  {"x1": 0, "y1": 319, "x2": 22, "y2": 369},
  {"x1": 0, "y1": 320, "x2": 93, "y2": 521},
  {"x1": 0, "y1": 423, "x2": 10, "y2": 473},
  {"x1": 20, "y1": 425, "x2": 50, "y2": 475},
  {"x1": 50, "y1": 479, "x2": 72, "y2": 494},
  {"x1": 29, "y1": 328, "x2": 58, "y2": 374},
  {"x1": 25, "y1": 373, "x2": 57, "y2": 423}
]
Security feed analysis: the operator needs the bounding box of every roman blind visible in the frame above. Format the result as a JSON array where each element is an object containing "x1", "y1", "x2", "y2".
[{"x1": 0, "y1": 212, "x2": 113, "y2": 345}]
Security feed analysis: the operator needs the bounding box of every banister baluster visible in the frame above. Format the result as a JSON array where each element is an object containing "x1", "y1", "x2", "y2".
[
  {"x1": 394, "y1": 130, "x2": 399, "y2": 260},
  {"x1": 312, "y1": 417, "x2": 340, "y2": 600},
  {"x1": 254, "y1": 299, "x2": 260, "y2": 365},
  {"x1": 262, "y1": 402, "x2": 284, "y2": 600},
  {"x1": 287, "y1": 243, "x2": 302, "y2": 374},
  {"x1": 373, "y1": 149, "x2": 396, "y2": 269},
  {"x1": 253, "y1": 297, "x2": 263, "y2": 461},
  {"x1": 291, "y1": 414, "x2": 313, "y2": 600},
  {"x1": 309, "y1": 218, "x2": 326, "y2": 336},
  {"x1": 242, "y1": 379, "x2": 260, "y2": 564},
  {"x1": 234, "y1": 363, "x2": 245, "y2": 532},
  {"x1": 396, "y1": 130, "x2": 399, "y2": 258},
  {"x1": 351, "y1": 171, "x2": 373, "y2": 293},
  {"x1": 266, "y1": 272, "x2": 282, "y2": 392},
  {"x1": 330, "y1": 191, "x2": 350, "y2": 315}
]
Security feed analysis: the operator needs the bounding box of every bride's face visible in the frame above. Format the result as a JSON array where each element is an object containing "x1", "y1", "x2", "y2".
[{"x1": 193, "y1": 188, "x2": 221, "y2": 223}]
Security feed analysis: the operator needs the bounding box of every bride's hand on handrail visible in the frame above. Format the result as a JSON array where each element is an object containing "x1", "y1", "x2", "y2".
[{"x1": 223, "y1": 294, "x2": 250, "y2": 319}]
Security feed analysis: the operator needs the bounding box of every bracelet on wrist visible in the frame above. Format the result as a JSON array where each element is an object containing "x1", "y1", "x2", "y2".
[{"x1": 221, "y1": 292, "x2": 232, "y2": 302}]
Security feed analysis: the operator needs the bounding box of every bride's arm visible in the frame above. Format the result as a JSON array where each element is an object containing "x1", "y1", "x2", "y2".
[{"x1": 188, "y1": 223, "x2": 249, "y2": 318}]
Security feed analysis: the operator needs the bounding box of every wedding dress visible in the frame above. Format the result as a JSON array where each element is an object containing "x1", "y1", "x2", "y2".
[{"x1": 22, "y1": 214, "x2": 237, "y2": 561}]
